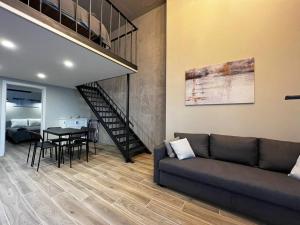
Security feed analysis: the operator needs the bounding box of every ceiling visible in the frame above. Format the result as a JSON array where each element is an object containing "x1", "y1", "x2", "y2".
[
  {"x1": 110, "y1": 0, "x2": 165, "y2": 20},
  {"x1": 0, "y1": 6, "x2": 133, "y2": 88}
]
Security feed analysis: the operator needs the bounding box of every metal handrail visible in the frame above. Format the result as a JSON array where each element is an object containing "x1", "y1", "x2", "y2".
[
  {"x1": 21, "y1": 0, "x2": 138, "y2": 65},
  {"x1": 82, "y1": 81, "x2": 155, "y2": 150},
  {"x1": 95, "y1": 81, "x2": 156, "y2": 150},
  {"x1": 86, "y1": 82, "x2": 134, "y2": 127},
  {"x1": 95, "y1": 82, "x2": 134, "y2": 127}
]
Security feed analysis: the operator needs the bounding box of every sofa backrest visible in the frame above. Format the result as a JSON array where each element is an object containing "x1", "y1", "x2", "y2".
[
  {"x1": 172, "y1": 132, "x2": 300, "y2": 172},
  {"x1": 259, "y1": 138, "x2": 300, "y2": 173},
  {"x1": 174, "y1": 133, "x2": 210, "y2": 158},
  {"x1": 210, "y1": 134, "x2": 258, "y2": 166}
]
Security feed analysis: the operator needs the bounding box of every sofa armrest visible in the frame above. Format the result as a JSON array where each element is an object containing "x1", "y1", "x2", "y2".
[{"x1": 154, "y1": 143, "x2": 167, "y2": 184}]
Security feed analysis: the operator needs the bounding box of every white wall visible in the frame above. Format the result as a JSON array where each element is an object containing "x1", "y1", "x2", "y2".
[
  {"x1": 6, "y1": 102, "x2": 42, "y2": 122},
  {"x1": 44, "y1": 85, "x2": 91, "y2": 128}
]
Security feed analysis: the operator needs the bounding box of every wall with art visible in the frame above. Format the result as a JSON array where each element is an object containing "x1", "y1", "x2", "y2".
[{"x1": 166, "y1": 0, "x2": 300, "y2": 142}]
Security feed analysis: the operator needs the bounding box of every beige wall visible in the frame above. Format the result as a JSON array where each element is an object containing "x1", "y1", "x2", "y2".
[
  {"x1": 98, "y1": 4, "x2": 166, "y2": 150},
  {"x1": 166, "y1": 0, "x2": 300, "y2": 142}
]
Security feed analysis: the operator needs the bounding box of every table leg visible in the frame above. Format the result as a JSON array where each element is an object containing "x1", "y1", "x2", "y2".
[
  {"x1": 86, "y1": 133, "x2": 89, "y2": 162},
  {"x1": 58, "y1": 141, "x2": 61, "y2": 168},
  {"x1": 69, "y1": 135, "x2": 72, "y2": 168}
]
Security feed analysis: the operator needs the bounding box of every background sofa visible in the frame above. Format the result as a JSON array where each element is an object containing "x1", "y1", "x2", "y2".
[{"x1": 154, "y1": 133, "x2": 300, "y2": 225}]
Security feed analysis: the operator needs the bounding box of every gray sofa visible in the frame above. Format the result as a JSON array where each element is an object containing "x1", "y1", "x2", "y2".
[{"x1": 154, "y1": 133, "x2": 300, "y2": 225}]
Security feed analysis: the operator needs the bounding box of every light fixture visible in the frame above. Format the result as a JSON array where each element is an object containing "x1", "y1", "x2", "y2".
[
  {"x1": 37, "y1": 73, "x2": 46, "y2": 79},
  {"x1": 63, "y1": 60, "x2": 74, "y2": 68},
  {"x1": 0, "y1": 39, "x2": 16, "y2": 50}
]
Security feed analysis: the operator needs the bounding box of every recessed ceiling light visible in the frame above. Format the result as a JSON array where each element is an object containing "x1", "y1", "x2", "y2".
[
  {"x1": 63, "y1": 60, "x2": 74, "y2": 68},
  {"x1": 37, "y1": 73, "x2": 46, "y2": 79},
  {"x1": 0, "y1": 39, "x2": 16, "y2": 50}
]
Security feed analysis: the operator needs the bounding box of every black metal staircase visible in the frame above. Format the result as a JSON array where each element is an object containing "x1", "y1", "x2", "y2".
[{"x1": 77, "y1": 81, "x2": 151, "y2": 162}]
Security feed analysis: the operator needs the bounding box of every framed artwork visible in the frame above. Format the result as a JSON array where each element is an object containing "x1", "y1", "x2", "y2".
[{"x1": 185, "y1": 58, "x2": 255, "y2": 105}]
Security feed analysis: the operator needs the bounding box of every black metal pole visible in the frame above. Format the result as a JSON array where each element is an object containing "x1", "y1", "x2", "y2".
[
  {"x1": 75, "y1": 0, "x2": 78, "y2": 32},
  {"x1": 285, "y1": 95, "x2": 300, "y2": 100},
  {"x1": 59, "y1": 0, "x2": 61, "y2": 23},
  {"x1": 89, "y1": 0, "x2": 92, "y2": 40},
  {"x1": 126, "y1": 74, "x2": 130, "y2": 162}
]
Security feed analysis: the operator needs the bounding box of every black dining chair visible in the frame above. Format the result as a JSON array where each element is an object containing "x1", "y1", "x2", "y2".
[
  {"x1": 46, "y1": 127, "x2": 68, "y2": 162},
  {"x1": 27, "y1": 131, "x2": 58, "y2": 171},
  {"x1": 87, "y1": 120, "x2": 100, "y2": 154},
  {"x1": 80, "y1": 126, "x2": 98, "y2": 154},
  {"x1": 65, "y1": 133, "x2": 87, "y2": 167}
]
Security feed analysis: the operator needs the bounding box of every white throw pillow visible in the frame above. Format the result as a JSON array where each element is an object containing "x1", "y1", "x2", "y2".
[
  {"x1": 28, "y1": 119, "x2": 41, "y2": 127},
  {"x1": 170, "y1": 138, "x2": 195, "y2": 160},
  {"x1": 164, "y1": 137, "x2": 180, "y2": 158},
  {"x1": 289, "y1": 155, "x2": 300, "y2": 180},
  {"x1": 10, "y1": 119, "x2": 28, "y2": 128}
]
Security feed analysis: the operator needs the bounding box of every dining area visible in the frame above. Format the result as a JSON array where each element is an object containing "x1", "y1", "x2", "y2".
[{"x1": 26, "y1": 126, "x2": 97, "y2": 171}]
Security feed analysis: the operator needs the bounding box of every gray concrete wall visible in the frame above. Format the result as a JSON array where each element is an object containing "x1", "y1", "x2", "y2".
[{"x1": 97, "y1": 4, "x2": 166, "y2": 151}]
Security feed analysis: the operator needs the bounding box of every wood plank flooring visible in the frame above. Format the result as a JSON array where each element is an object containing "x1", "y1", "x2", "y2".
[{"x1": 0, "y1": 142, "x2": 261, "y2": 225}]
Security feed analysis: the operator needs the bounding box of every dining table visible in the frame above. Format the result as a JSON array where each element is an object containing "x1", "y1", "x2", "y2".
[{"x1": 43, "y1": 127, "x2": 89, "y2": 168}]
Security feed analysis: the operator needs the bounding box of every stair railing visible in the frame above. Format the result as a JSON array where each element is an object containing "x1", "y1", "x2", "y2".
[
  {"x1": 85, "y1": 82, "x2": 134, "y2": 128},
  {"x1": 20, "y1": 0, "x2": 138, "y2": 65},
  {"x1": 95, "y1": 81, "x2": 156, "y2": 150}
]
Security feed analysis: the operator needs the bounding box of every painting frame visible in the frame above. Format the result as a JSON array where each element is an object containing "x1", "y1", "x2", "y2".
[{"x1": 185, "y1": 58, "x2": 255, "y2": 106}]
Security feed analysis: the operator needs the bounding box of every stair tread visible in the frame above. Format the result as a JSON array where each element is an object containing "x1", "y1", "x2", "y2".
[
  {"x1": 114, "y1": 133, "x2": 135, "y2": 138},
  {"x1": 130, "y1": 145, "x2": 145, "y2": 151},
  {"x1": 95, "y1": 106, "x2": 111, "y2": 108},
  {"x1": 110, "y1": 127, "x2": 126, "y2": 131},
  {"x1": 106, "y1": 121, "x2": 123, "y2": 124},
  {"x1": 119, "y1": 138, "x2": 140, "y2": 145}
]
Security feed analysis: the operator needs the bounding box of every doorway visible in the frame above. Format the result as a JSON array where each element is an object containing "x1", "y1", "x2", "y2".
[{"x1": 0, "y1": 80, "x2": 46, "y2": 156}]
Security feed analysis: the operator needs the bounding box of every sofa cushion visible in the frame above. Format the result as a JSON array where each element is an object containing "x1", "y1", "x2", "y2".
[
  {"x1": 159, "y1": 157, "x2": 300, "y2": 212},
  {"x1": 170, "y1": 138, "x2": 195, "y2": 160},
  {"x1": 174, "y1": 133, "x2": 209, "y2": 158},
  {"x1": 259, "y1": 138, "x2": 300, "y2": 173},
  {"x1": 210, "y1": 134, "x2": 258, "y2": 166},
  {"x1": 10, "y1": 119, "x2": 28, "y2": 128},
  {"x1": 164, "y1": 137, "x2": 180, "y2": 158},
  {"x1": 289, "y1": 155, "x2": 300, "y2": 180}
]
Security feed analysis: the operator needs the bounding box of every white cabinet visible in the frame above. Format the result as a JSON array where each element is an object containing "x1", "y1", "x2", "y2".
[{"x1": 59, "y1": 118, "x2": 88, "y2": 129}]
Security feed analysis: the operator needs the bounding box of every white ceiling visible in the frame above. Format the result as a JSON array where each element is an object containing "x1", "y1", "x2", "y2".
[{"x1": 0, "y1": 6, "x2": 133, "y2": 88}]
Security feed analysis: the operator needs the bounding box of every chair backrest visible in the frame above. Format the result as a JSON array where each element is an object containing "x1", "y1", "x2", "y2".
[
  {"x1": 87, "y1": 120, "x2": 100, "y2": 142},
  {"x1": 28, "y1": 131, "x2": 42, "y2": 141}
]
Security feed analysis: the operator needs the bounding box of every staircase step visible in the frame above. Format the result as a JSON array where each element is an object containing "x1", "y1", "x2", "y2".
[
  {"x1": 129, "y1": 145, "x2": 146, "y2": 153},
  {"x1": 106, "y1": 121, "x2": 123, "y2": 125},
  {"x1": 95, "y1": 106, "x2": 111, "y2": 109},
  {"x1": 120, "y1": 138, "x2": 140, "y2": 146},
  {"x1": 90, "y1": 100, "x2": 106, "y2": 103},
  {"x1": 110, "y1": 127, "x2": 126, "y2": 131},
  {"x1": 97, "y1": 110, "x2": 113, "y2": 113},
  {"x1": 93, "y1": 104, "x2": 108, "y2": 108},
  {"x1": 114, "y1": 133, "x2": 134, "y2": 139},
  {"x1": 102, "y1": 116, "x2": 118, "y2": 119}
]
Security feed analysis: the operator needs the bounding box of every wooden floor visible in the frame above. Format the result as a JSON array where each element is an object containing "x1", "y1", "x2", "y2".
[{"x1": 0, "y1": 142, "x2": 261, "y2": 225}]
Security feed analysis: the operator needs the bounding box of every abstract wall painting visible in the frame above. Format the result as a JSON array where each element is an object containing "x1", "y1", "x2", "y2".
[{"x1": 185, "y1": 58, "x2": 255, "y2": 105}]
